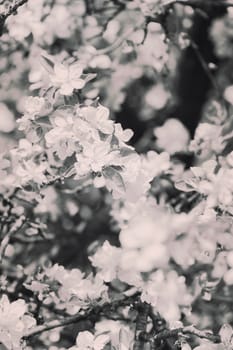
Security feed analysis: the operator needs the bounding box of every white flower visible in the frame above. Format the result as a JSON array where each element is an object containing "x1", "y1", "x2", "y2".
[
  {"x1": 189, "y1": 123, "x2": 224, "y2": 157},
  {"x1": 90, "y1": 241, "x2": 121, "y2": 282},
  {"x1": 34, "y1": 186, "x2": 60, "y2": 221},
  {"x1": 142, "y1": 151, "x2": 170, "y2": 178},
  {"x1": 49, "y1": 62, "x2": 86, "y2": 95},
  {"x1": 0, "y1": 156, "x2": 10, "y2": 178},
  {"x1": 154, "y1": 119, "x2": 190, "y2": 154},
  {"x1": 74, "y1": 140, "x2": 121, "y2": 188},
  {"x1": 120, "y1": 208, "x2": 168, "y2": 249},
  {"x1": 79, "y1": 105, "x2": 114, "y2": 134},
  {"x1": 90, "y1": 242, "x2": 142, "y2": 286},
  {"x1": 114, "y1": 124, "x2": 134, "y2": 143},
  {"x1": 95, "y1": 321, "x2": 134, "y2": 350},
  {"x1": 224, "y1": 85, "x2": 233, "y2": 105},
  {"x1": 145, "y1": 84, "x2": 170, "y2": 110},
  {"x1": 14, "y1": 160, "x2": 47, "y2": 185},
  {"x1": 6, "y1": 0, "x2": 45, "y2": 42},
  {"x1": 177, "y1": 161, "x2": 233, "y2": 209},
  {"x1": 69, "y1": 331, "x2": 110, "y2": 350},
  {"x1": 181, "y1": 343, "x2": 192, "y2": 350},
  {"x1": 141, "y1": 270, "x2": 192, "y2": 322},
  {"x1": 44, "y1": 110, "x2": 77, "y2": 160},
  {"x1": 42, "y1": 265, "x2": 108, "y2": 312},
  {"x1": 0, "y1": 295, "x2": 36, "y2": 350},
  {"x1": 0, "y1": 103, "x2": 15, "y2": 133},
  {"x1": 11, "y1": 139, "x2": 42, "y2": 158},
  {"x1": 24, "y1": 96, "x2": 45, "y2": 115},
  {"x1": 44, "y1": 5, "x2": 76, "y2": 43},
  {"x1": 89, "y1": 55, "x2": 112, "y2": 69},
  {"x1": 194, "y1": 344, "x2": 224, "y2": 350},
  {"x1": 119, "y1": 202, "x2": 171, "y2": 272}
]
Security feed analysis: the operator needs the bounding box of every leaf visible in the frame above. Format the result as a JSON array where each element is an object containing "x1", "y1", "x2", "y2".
[
  {"x1": 40, "y1": 55, "x2": 55, "y2": 73},
  {"x1": 103, "y1": 166, "x2": 126, "y2": 196},
  {"x1": 83, "y1": 73, "x2": 97, "y2": 83},
  {"x1": 120, "y1": 147, "x2": 135, "y2": 158},
  {"x1": 175, "y1": 180, "x2": 195, "y2": 193},
  {"x1": 63, "y1": 166, "x2": 77, "y2": 178}
]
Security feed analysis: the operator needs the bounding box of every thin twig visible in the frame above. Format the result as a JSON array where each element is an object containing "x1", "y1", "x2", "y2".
[
  {"x1": 133, "y1": 302, "x2": 150, "y2": 350},
  {"x1": 25, "y1": 310, "x2": 94, "y2": 338},
  {"x1": 0, "y1": 215, "x2": 26, "y2": 262},
  {"x1": 142, "y1": 325, "x2": 221, "y2": 343},
  {"x1": 191, "y1": 41, "x2": 220, "y2": 96},
  {"x1": 24, "y1": 294, "x2": 140, "y2": 338}
]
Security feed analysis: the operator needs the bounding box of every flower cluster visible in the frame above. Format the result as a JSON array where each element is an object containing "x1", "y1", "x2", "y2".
[
  {"x1": 1, "y1": 1, "x2": 233, "y2": 350},
  {"x1": 0, "y1": 295, "x2": 36, "y2": 350},
  {"x1": 25, "y1": 264, "x2": 108, "y2": 314}
]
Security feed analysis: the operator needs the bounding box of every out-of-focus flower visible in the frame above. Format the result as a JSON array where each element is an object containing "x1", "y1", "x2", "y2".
[
  {"x1": 154, "y1": 119, "x2": 190, "y2": 154},
  {"x1": 136, "y1": 23, "x2": 168, "y2": 71},
  {"x1": 89, "y1": 55, "x2": 112, "y2": 69},
  {"x1": 0, "y1": 156, "x2": 10, "y2": 178},
  {"x1": 6, "y1": 0, "x2": 45, "y2": 42},
  {"x1": 90, "y1": 241, "x2": 121, "y2": 282},
  {"x1": 34, "y1": 186, "x2": 60, "y2": 221},
  {"x1": 145, "y1": 84, "x2": 170, "y2": 110},
  {"x1": 189, "y1": 123, "x2": 224, "y2": 158},
  {"x1": 210, "y1": 14, "x2": 233, "y2": 59},
  {"x1": 119, "y1": 201, "x2": 171, "y2": 272},
  {"x1": 141, "y1": 270, "x2": 192, "y2": 322},
  {"x1": 43, "y1": 4, "x2": 79, "y2": 43},
  {"x1": 90, "y1": 241, "x2": 142, "y2": 286},
  {"x1": 0, "y1": 103, "x2": 15, "y2": 133},
  {"x1": 224, "y1": 85, "x2": 233, "y2": 105}
]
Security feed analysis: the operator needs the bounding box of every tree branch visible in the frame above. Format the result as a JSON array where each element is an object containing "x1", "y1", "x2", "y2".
[
  {"x1": 24, "y1": 294, "x2": 140, "y2": 338},
  {"x1": 142, "y1": 325, "x2": 221, "y2": 343},
  {"x1": 0, "y1": 0, "x2": 28, "y2": 35},
  {"x1": 133, "y1": 302, "x2": 150, "y2": 350},
  {"x1": 25, "y1": 310, "x2": 94, "y2": 338},
  {"x1": 1, "y1": 0, "x2": 28, "y2": 19}
]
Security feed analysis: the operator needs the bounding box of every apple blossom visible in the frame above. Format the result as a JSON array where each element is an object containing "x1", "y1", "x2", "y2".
[
  {"x1": 0, "y1": 295, "x2": 36, "y2": 350},
  {"x1": 49, "y1": 62, "x2": 86, "y2": 96}
]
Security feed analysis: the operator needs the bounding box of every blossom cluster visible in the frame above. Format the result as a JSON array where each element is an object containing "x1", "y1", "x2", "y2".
[{"x1": 1, "y1": 1, "x2": 233, "y2": 350}]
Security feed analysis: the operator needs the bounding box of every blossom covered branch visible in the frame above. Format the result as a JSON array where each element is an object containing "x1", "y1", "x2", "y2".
[{"x1": 1, "y1": 0, "x2": 233, "y2": 350}]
